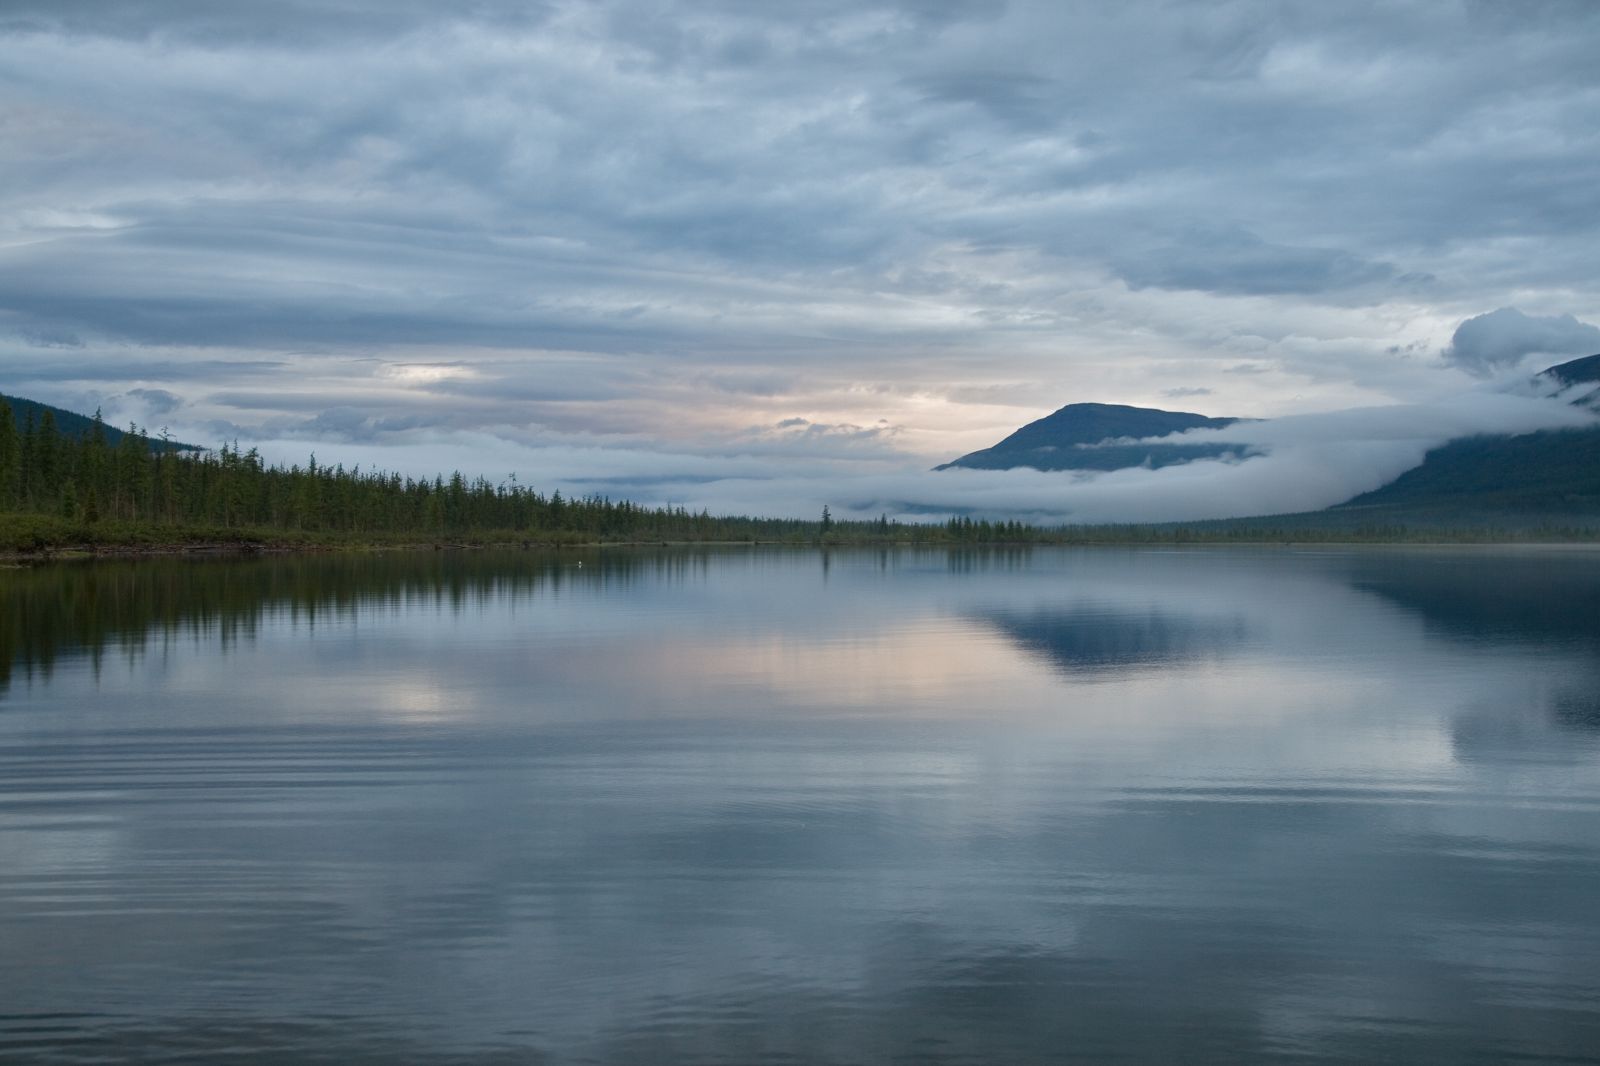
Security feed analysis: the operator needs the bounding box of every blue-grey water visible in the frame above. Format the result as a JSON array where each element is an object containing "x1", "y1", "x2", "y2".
[{"x1": 3, "y1": 546, "x2": 1600, "y2": 1064}]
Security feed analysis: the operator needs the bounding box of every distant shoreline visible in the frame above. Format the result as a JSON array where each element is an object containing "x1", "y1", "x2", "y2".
[{"x1": 7, "y1": 528, "x2": 1600, "y2": 563}]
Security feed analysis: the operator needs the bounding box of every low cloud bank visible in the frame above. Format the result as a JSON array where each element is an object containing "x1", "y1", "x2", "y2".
[{"x1": 229, "y1": 381, "x2": 1597, "y2": 526}]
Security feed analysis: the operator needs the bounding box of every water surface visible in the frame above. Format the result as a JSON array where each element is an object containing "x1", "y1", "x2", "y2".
[{"x1": 3, "y1": 546, "x2": 1599, "y2": 1063}]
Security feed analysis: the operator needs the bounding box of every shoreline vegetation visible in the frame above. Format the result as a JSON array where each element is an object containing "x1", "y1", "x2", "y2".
[
  {"x1": 5, "y1": 513, "x2": 1600, "y2": 563},
  {"x1": 1, "y1": 405, "x2": 1598, "y2": 561}
]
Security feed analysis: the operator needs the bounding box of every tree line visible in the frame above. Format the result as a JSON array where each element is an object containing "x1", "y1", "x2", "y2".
[{"x1": 0, "y1": 404, "x2": 946, "y2": 542}]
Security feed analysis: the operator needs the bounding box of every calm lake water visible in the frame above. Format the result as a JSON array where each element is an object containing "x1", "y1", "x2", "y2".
[{"x1": 3, "y1": 546, "x2": 1600, "y2": 1064}]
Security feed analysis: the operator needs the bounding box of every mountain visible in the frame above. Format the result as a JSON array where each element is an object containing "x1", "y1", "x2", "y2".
[
  {"x1": 1543, "y1": 352, "x2": 1600, "y2": 390},
  {"x1": 936, "y1": 402, "x2": 1242, "y2": 472},
  {"x1": 1542, "y1": 353, "x2": 1600, "y2": 413},
  {"x1": 1, "y1": 393, "x2": 199, "y2": 452},
  {"x1": 1333, "y1": 353, "x2": 1600, "y2": 517}
]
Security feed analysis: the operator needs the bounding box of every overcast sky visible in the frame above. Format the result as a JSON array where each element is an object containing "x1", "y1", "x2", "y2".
[{"x1": 3, "y1": 1, "x2": 1599, "y2": 518}]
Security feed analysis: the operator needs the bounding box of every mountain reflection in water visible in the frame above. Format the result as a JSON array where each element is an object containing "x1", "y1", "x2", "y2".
[
  {"x1": 981, "y1": 606, "x2": 1251, "y2": 675},
  {"x1": 2, "y1": 546, "x2": 1599, "y2": 1064}
]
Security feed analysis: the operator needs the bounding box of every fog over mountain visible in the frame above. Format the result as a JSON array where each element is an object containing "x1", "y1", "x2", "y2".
[
  {"x1": 205, "y1": 370, "x2": 1586, "y2": 524},
  {"x1": 3, "y1": 2, "x2": 1599, "y2": 519}
]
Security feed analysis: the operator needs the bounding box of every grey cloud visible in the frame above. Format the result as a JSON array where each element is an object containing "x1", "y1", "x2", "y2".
[
  {"x1": 282, "y1": 406, "x2": 449, "y2": 444},
  {"x1": 16, "y1": 326, "x2": 84, "y2": 348},
  {"x1": 431, "y1": 369, "x2": 650, "y2": 407},
  {"x1": 3, "y1": 1, "x2": 1600, "y2": 492},
  {"x1": 692, "y1": 371, "x2": 799, "y2": 397},
  {"x1": 203, "y1": 391, "x2": 359, "y2": 413},
  {"x1": 1443, "y1": 307, "x2": 1600, "y2": 376},
  {"x1": 122, "y1": 387, "x2": 181, "y2": 415},
  {"x1": 745, "y1": 417, "x2": 901, "y2": 449},
  {"x1": 0, "y1": 0, "x2": 555, "y2": 44},
  {"x1": 302, "y1": 406, "x2": 374, "y2": 437},
  {"x1": 0, "y1": 353, "x2": 288, "y2": 386},
  {"x1": 1163, "y1": 387, "x2": 1213, "y2": 399},
  {"x1": 1112, "y1": 227, "x2": 1399, "y2": 297},
  {"x1": 944, "y1": 383, "x2": 1057, "y2": 407},
  {"x1": 908, "y1": 71, "x2": 1058, "y2": 131}
]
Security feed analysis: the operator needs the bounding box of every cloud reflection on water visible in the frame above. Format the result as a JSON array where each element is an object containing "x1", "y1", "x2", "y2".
[{"x1": 3, "y1": 548, "x2": 1600, "y2": 1063}]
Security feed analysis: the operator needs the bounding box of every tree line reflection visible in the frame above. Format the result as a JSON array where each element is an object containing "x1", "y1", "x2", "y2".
[{"x1": 0, "y1": 548, "x2": 734, "y2": 693}]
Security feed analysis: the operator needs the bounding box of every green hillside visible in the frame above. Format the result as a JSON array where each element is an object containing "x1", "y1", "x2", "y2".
[{"x1": 1335, "y1": 426, "x2": 1600, "y2": 514}]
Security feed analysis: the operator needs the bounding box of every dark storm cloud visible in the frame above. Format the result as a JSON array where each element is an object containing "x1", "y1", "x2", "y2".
[{"x1": 3, "y1": 0, "x2": 1599, "y2": 501}]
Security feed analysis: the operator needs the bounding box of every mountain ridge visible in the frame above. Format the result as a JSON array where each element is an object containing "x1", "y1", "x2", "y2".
[
  {"x1": 936, "y1": 402, "x2": 1241, "y2": 472},
  {"x1": 1543, "y1": 352, "x2": 1600, "y2": 389}
]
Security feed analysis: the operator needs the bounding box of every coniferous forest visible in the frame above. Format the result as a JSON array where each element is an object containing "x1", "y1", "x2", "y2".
[
  {"x1": 0, "y1": 401, "x2": 1045, "y2": 548},
  {"x1": 0, "y1": 403, "x2": 831, "y2": 544}
]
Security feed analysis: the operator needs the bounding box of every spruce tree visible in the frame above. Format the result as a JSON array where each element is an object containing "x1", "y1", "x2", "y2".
[{"x1": 0, "y1": 404, "x2": 19, "y2": 510}]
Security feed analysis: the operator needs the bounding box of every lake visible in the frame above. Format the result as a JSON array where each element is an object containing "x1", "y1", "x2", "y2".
[{"x1": 3, "y1": 546, "x2": 1599, "y2": 1064}]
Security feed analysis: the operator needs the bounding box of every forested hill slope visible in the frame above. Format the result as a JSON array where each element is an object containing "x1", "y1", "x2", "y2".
[
  {"x1": 936, "y1": 402, "x2": 1241, "y2": 472},
  {"x1": 1335, "y1": 426, "x2": 1600, "y2": 515},
  {"x1": 1, "y1": 393, "x2": 197, "y2": 452},
  {"x1": 1334, "y1": 353, "x2": 1600, "y2": 516},
  {"x1": 1543, "y1": 353, "x2": 1600, "y2": 396}
]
